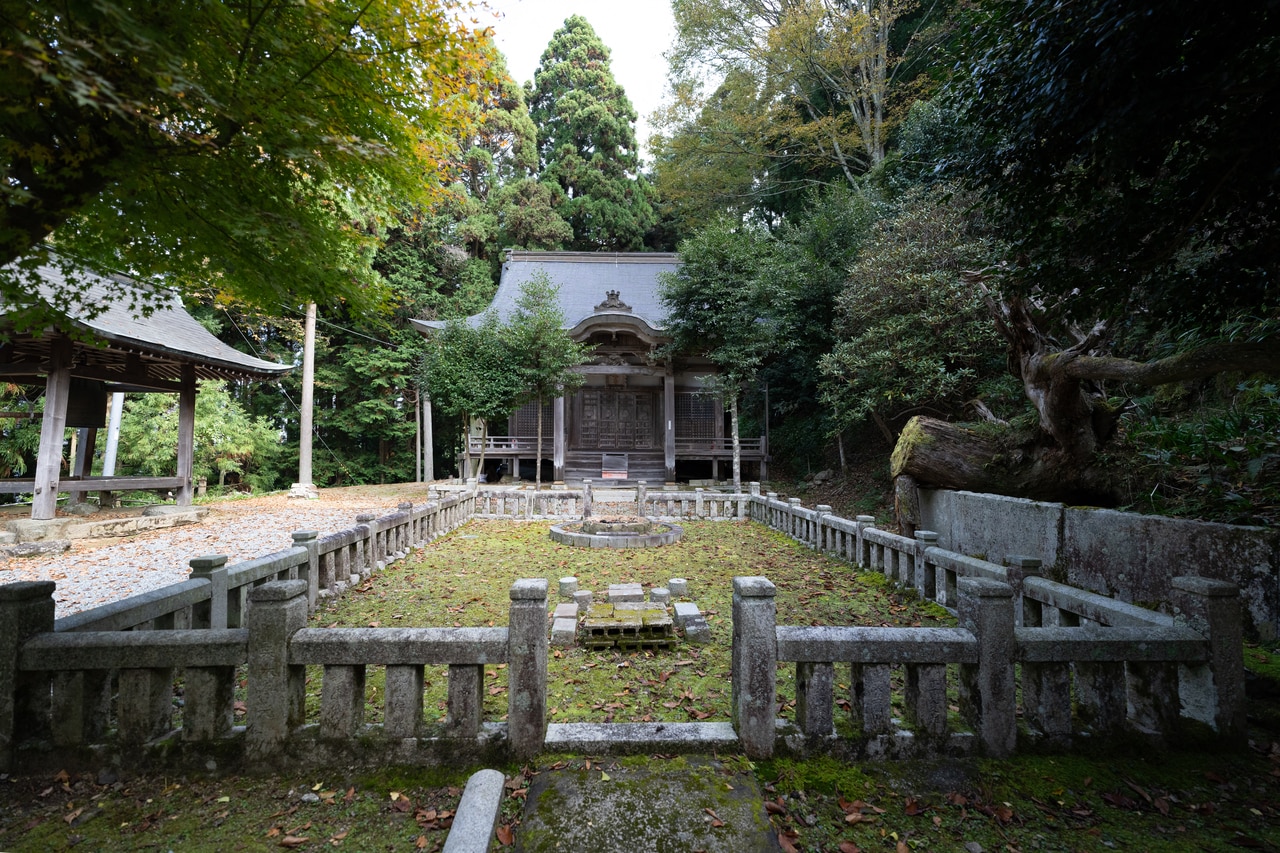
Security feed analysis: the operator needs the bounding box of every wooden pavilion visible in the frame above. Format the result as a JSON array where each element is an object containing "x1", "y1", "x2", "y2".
[
  {"x1": 413, "y1": 250, "x2": 768, "y2": 483},
  {"x1": 0, "y1": 262, "x2": 290, "y2": 519}
]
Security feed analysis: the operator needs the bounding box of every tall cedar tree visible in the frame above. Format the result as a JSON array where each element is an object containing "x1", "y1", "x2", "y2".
[
  {"x1": 526, "y1": 16, "x2": 656, "y2": 251},
  {"x1": 447, "y1": 46, "x2": 572, "y2": 260}
]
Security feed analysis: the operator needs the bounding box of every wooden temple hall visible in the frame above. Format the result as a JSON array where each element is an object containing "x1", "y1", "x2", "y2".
[
  {"x1": 413, "y1": 251, "x2": 768, "y2": 484},
  {"x1": 0, "y1": 262, "x2": 289, "y2": 520}
]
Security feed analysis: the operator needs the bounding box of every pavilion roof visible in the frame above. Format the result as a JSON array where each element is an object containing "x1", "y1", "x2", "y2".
[{"x1": 1, "y1": 262, "x2": 290, "y2": 386}]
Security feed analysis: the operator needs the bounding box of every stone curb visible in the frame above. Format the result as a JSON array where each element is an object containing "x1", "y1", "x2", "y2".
[
  {"x1": 442, "y1": 768, "x2": 505, "y2": 853},
  {"x1": 0, "y1": 540, "x2": 71, "y2": 559}
]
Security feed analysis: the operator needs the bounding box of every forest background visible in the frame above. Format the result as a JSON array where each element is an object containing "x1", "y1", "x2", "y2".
[{"x1": 2, "y1": 0, "x2": 1277, "y2": 527}]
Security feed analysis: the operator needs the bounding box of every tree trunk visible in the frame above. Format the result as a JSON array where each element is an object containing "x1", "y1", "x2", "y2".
[
  {"x1": 462, "y1": 413, "x2": 472, "y2": 481},
  {"x1": 478, "y1": 419, "x2": 488, "y2": 480},
  {"x1": 890, "y1": 415, "x2": 1116, "y2": 505},
  {"x1": 535, "y1": 394, "x2": 544, "y2": 491},
  {"x1": 894, "y1": 292, "x2": 1280, "y2": 514},
  {"x1": 730, "y1": 393, "x2": 741, "y2": 492}
]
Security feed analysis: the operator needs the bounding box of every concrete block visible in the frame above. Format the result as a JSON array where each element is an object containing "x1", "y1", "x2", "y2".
[
  {"x1": 553, "y1": 603, "x2": 578, "y2": 621},
  {"x1": 573, "y1": 590, "x2": 593, "y2": 611},
  {"x1": 551, "y1": 617, "x2": 577, "y2": 646},
  {"x1": 668, "y1": 578, "x2": 689, "y2": 597},
  {"x1": 673, "y1": 601, "x2": 700, "y2": 629},
  {"x1": 558, "y1": 577, "x2": 578, "y2": 599},
  {"x1": 607, "y1": 583, "x2": 643, "y2": 603},
  {"x1": 649, "y1": 587, "x2": 670, "y2": 605}
]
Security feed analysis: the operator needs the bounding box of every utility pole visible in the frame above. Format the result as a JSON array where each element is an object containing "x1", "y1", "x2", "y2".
[{"x1": 290, "y1": 302, "x2": 318, "y2": 499}]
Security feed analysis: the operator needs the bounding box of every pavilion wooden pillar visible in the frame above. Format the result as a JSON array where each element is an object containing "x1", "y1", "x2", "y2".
[
  {"x1": 176, "y1": 364, "x2": 196, "y2": 506},
  {"x1": 552, "y1": 395, "x2": 565, "y2": 482},
  {"x1": 69, "y1": 428, "x2": 98, "y2": 505},
  {"x1": 31, "y1": 338, "x2": 72, "y2": 520},
  {"x1": 663, "y1": 371, "x2": 676, "y2": 483}
]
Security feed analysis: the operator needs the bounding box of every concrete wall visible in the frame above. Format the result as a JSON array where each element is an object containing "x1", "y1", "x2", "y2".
[{"x1": 919, "y1": 489, "x2": 1280, "y2": 640}]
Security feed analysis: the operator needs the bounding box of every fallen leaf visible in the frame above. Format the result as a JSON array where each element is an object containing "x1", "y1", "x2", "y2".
[
  {"x1": 839, "y1": 842, "x2": 861, "y2": 853},
  {"x1": 778, "y1": 831, "x2": 800, "y2": 853},
  {"x1": 496, "y1": 824, "x2": 515, "y2": 846},
  {"x1": 415, "y1": 836, "x2": 428, "y2": 849},
  {"x1": 279, "y1": 836, "x2": 310, "y2": 848}
]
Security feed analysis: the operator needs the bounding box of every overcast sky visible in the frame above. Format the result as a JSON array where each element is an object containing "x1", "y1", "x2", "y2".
[{"x1": 479, "y1": 0, "x2": 677, "y2": 162}]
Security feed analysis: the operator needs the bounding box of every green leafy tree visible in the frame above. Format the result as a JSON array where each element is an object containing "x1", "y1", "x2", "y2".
[
  {"x1": 887, "y1": 0, "x2": 1280, "y2": 509},
  {"x1": 946, "y1": 0, "x2": 1280, "y2": 326},
  {"x1": 657, "y1": 0, "x2": 931, "y2": 226},
  {"x1": 1, "y1": 0, "x2": 489, "y2": 328},
  {"x1": 526, "y1": 15, "x2": 656, "y2": 250},
  {"x1": 756, "y1": 184, "x2": 881, "y2": 465},
  {"x1": 819, "y1": 186, "x2": 1008, "y2": 442},
  {"x1": 0, "y1": 384, "x2": 43, "y2": 483},
  {"x1": 116, "y1": 381, "x2": 281, "y2": 491},
  {"x1": 509, "y1": 272, "x2": 592, "y2": 489},
  {"x1": 660, "y1": 220, "x2": 781, "y2": 490},
  {"x1": 420, "y1": 313, "x2": 524, "y2": 478}
]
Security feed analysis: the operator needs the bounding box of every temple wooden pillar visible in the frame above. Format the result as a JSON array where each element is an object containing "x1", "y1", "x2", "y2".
[
  {"x1": 663, "y1": 372, "x2": 676, "y2": 482},
  {"x1": 176, "y1": 364, "x2": 196, "y2": 506},
  {"x1": 31, "y1": 338, "x2": 72, "y2": 520},
  {"x1": 553, "y1": 395, "x2": 565, "y2": 482}
]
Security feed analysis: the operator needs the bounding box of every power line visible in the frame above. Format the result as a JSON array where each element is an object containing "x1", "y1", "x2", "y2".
[{"x1": 220, "y1": 306, "x2": 361, "y2": 484}]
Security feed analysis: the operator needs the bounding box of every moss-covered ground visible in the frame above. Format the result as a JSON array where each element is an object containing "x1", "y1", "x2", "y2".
[{"x1": 307, "y1": 520, "x2": 949, "y2": 727}]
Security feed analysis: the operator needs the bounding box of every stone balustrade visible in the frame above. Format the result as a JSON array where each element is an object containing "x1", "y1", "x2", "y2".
[
  {"x1": 742, "y1": 488, "x2": 1246, "y2": 757},
  {"x1": 471, "y1": 487, "x2": 588, "y2": 519},
  {"x1": 1, "y1": 577, "x2": 546, "y2": 772},
  {"x1": 0, "y1": 480, "x2": 1246, "y2": 774}
]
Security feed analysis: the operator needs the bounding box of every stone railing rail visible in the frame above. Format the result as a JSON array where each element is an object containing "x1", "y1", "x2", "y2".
[
  {"x1": 1, "y1": 577, "x2": 547, "y2": 772},
  {"x1": 640, "y1": 483, "x2": 750, "y2": 521},
  {"x1": 471, "y1": 487, "x2": 587, "y2": 520}
]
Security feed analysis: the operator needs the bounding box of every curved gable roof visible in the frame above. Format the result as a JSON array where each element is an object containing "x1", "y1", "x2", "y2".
[
  {"x1": 412, "y1": 251, "x2": 680, "y2": 339},
  {"x1": 2, "y1": 262, "x2": 289, "y2": 382}
]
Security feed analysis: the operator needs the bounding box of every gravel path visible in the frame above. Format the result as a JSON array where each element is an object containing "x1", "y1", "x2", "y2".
[{"x1": 0, "y1": 490, "x2": 430, "y2": 618}]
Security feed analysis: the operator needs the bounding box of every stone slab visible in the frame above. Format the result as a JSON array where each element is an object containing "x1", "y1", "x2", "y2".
[
  {"x1": 516, "y1": 750, "x2": 774, "y2": 853},
  {"x1": 0, "y1": 540, "x2": 70, "y2": 559},
  {"x1": 543, "y1": 722, "x2": 738, "y2": 753},
  {"x1": 554, "y1": 603, "x2": 579, "y2": 620},
  {"x1": 442, "y1": 768, "x2": 505, "y2": 853},
  {"x1": 673, "y1": 602, "x2": 701, "y2": 629}
]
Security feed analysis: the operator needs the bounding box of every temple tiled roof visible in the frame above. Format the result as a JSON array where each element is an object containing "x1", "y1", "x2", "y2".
[{"x1": 413, "y1": 251, "x2": 681, "y2": 336}]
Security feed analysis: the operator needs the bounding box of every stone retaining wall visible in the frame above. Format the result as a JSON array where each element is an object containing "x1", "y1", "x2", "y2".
[{"x1": 918, "y1": 488, "x2": 1279, "y2": 640}]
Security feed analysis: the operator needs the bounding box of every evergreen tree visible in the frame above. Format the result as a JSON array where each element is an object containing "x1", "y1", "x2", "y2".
[
  {"x1": 449, "y1": 46, "x2": 572, "y2": 259},
  {"x1": 509, "y1": 272, "x2": 592, "y2": 489},
  {"x1": 526, "y1": 15, "x2": 656, "y2": 251}
]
